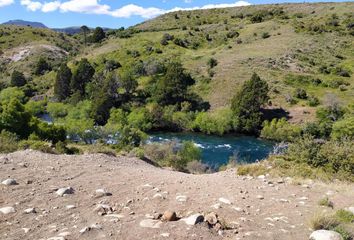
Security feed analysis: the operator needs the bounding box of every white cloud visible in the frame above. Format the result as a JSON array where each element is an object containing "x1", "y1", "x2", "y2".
[
  {"x1": 19, "y1": 0, "x2": 252, "y2": 19},
  {"x1": 110, "y1": 4, "x2": 165, "y2": 18},
  {"x1": 42, "y1": 1, "x2": 61, "y2": 12},
  {"x1": 0, "y1": 0, "x2": 14, "y2": 8},
  {"x1": 21, "y1": 0, "x2": 42, "y2": 11}
]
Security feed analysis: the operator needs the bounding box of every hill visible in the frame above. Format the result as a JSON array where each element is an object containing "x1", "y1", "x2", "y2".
[
  {"x1": 74, "y1": 2, "x2": 353, "y2": 122},
  {"x1": 2, "y1": 19, "x2": 47, "y2": 28}
]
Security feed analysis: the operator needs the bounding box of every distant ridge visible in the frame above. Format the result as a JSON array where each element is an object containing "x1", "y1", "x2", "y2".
[{"x1": 2, "y1": 19, "x2": 48, "y2": 28}]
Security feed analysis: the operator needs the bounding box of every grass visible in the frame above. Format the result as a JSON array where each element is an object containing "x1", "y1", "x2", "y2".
[
  {"x1": 318, "y1": 197, "x2": 334, "y2": 208},
  {"x1": 310, "y1": 210, "x2": 354, "y2": 240}
]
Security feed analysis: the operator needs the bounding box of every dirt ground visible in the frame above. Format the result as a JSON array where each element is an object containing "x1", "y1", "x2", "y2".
[{"x1": 1, "y1": 150, "x2": 353, "y2": 240}]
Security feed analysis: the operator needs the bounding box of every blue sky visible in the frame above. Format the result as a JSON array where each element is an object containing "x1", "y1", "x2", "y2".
[{"x1": 0, "y1": 0, "x2": 350, "y2": 28}]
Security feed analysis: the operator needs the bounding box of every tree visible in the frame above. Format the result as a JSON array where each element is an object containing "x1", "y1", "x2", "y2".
[
  {"x1": 34, "y1": 57, "x2": 51, "y2": 75},
  {"x1": 92, "y1": 27, "x2": 106, "y2": 43},
  {"x1": 90, "y1": 73, "x2": 119, "y2": 125},
  {"x1": 81, "y1": 25, "x2": 89, "y2": 46},
  {"x1": 231, "y1": 73, "x2": 269, "y2": 134},
  {"x1": 154, "y1": 61, "x2": 195, "y2": 106},
  {"x1": 11, "y1": 70, "x2": 26, "y2": 87},
  {"x1": 71, "y1": 58, "x2": 95, "y2": 97},
  {"x1": 54, "y1": 63, "x2": 72, "y2": 101}
]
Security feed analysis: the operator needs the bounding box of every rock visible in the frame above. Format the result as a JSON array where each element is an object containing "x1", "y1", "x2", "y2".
[
  {"x1": 66, "y1": 205, "x2": 76, "y2": 210},
  {"x1": 0, "y1": 206, "x2": 16, "y2": 214},
  {"x1": 153, "y1": 193, "x2": 164, "y2": 199},
  {"x1": 58, "y1": 232, "x2": 71, "y2": 237},
  {"x1": 346, "y1": 207, "x2": 354, "y2": 215},
  {"x1": 79, "y1": 227, "x2": 90, "y2": 234},
  {"x1": 182, "y1": 213, "x2": 204, "y2": 225},
  {"x1": 162, "y1": 211, "x2": 178, "y2": 221},
  {"x1": 24, "y1": 208, "x2": 36, "y2": 214},
  {"x1": 1, "y1": 178, "x2": 17, "y2": 186},
  {"x1": 95, "y1": 189, "x2": 112, "y2": 197},
  {"x1": 256, "y1": 195, "x2": 264, "y2": 200},
  {"x1": 219, "y1": 197, "x2": 232, "y2": 205},
  {"x1": 139, "y1": 219, "x2": 162, "y2": 229},
  {"x1": 22, "y1": 228, "x2": 30, "y2": 233},
  {"x1": 93, "y1": 204, "x2": 112, "y2": 215},
  {"x1": 56, "y1": 187, "x2": 74, "y2": 196},
  {"x1": 47, "y1": 237, "x2": 65, "y2": 240},
  {"x1": 309, "y1": 230, "x2": 343, "y2": 240},
  {"x1": 212, "y1": 203, "x2": 222, "y2": 209},
  {"x1": 161, "y1": 233, "x2": 170, "y2": 237},
  {"x1": 205, "y1": 212, "x2": 218, "y2": 225},
  {"x1": 176, "y1": 195, "x2": 187, "y2": 202},
  {"x1": 258, "y1": 175, "x2": 266, "y2": 179}
]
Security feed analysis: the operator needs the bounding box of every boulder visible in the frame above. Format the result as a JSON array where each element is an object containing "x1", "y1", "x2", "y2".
[
  {"x1": 205, "y1": 212, "x2": 218, "y2": 225},
  {"x1": 182, "y1": 213, "x2": 204, "y2": 225},
  {"x1": 219, "y1": 197, "x2": 232, "y2": 205},
  {"x1": 0, "y1": 206, "x2": 16, "y2": 214},
  {"x1": 56, "y1": 187, "x2": 74, "y2": 197},
  {"x1": 162, "y1": 211, "x2": 178, "y2": 221},
  {"x1": 309, "y1": 230, "x2": 343, "y2": 240},
  {"x1": 139, "y1": 219, "x2": 162, "y2": 229},
  {"x1": 2, "y1": 178, "x2": 17, "y2": 186}
]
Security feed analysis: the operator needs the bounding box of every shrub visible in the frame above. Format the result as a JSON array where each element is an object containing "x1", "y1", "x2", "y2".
[
  {"x1": 19, "y1": 140, "x2": 56, "y2": 154},
  {"x1": 47, "y1": 102, "x2": 70, "y2": 119},
  {"x1": 318, "y1": 197, "x2": 334, "y2": 208},
  {"x1": 311, "y1": 213, "x2": 339, "y2": 231},
  {"x1": 261, "y1": 118, "x2": 301, "y2": 142},
  {"x1": 0, "y1": 130, "x2": 18, "y2": 153},
  {"x1": 193, "y1": 108, "x2": 235, "y2": 135},
  {"x1": 34, "y1": 58, "x2": 51, "y2": 75},
  {"x1": 308, "y1": 96, "x2": 320, "y2": 107},
  {"x1": 331, "y1": 116, "x2": 354, "y2": 140},
  {"x1": 11, "y1": 70, "x2": 26, "y2": 87},
  {"x1": 24, "y1": 100, "x2": 46, "y2": 116},
  {"x1": 262, "y1": 32, "x2": 271, "y2": 39},
  {"x1": 237, "y1": 164, "x2": 268, "y2": 176},
  {"x1": 294, "y1": 88, "x2": 307, "y2": 99},
  {"x1": 207, "y1": 58, "x2": 218, "y2": 69},
  {"x1": 186, "y1": 160, "x2": 209, "y2": 174}
]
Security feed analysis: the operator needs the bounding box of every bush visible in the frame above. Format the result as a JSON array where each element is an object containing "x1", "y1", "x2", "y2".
[
  {"x1": 284, "y1": 136, "x2": 354, "y2": 181},
  {"x1": 207, "y1": 58, "x2": 218, "y2": 69},
  {"x1": 331, "y1": 116, "x2": 354, "y2": 140},
  {"x1": 19, "y1": 140, "x2": 56, "y2": 154},
  {"x1": 262, "y1": 32, "x2": 271, "y2": 39},
  {"x1": 11, "y1": 70, "x2": 26, "y2": 87},
  {"x1": 308, "y1": 95, "x2": 320, "y2": 107},
  {"x1": 237, "y1": 164, "x2": 268, "y2": 176},
  {"x1": 318, "y1": 197, "x2": 334, "y2": 208},
  {"x1": 294, "y1": 88, "x2": 307, "y2": 99},
  {"x1": 193, "y1": 108, "x2": 235, "y2": 135},
  {"x1": 186, "y1": 160, "x2": 209, "y2": 174},
  {"x1": 261, "y1": 118, "x2": 301, "y2": 142},
  {"x1": 0, "y1": 130, "x2": 18, "y2": 153}
]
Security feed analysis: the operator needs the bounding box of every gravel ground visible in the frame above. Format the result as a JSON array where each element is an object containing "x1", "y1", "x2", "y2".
[{"x1": 1, "y1": 150, "x2": 353, "y2": 240}]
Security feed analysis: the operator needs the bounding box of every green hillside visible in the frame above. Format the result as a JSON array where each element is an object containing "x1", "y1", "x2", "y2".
[{"x1": 78, "y1": 2, "x2": 354, "y2": 121}]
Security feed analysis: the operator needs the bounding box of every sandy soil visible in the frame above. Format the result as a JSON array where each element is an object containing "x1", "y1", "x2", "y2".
[{"x1": 1, "y1": 150, "x2": 353, "y2": 240}]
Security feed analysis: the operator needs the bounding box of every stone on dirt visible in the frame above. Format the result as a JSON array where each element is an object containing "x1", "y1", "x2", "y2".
[
  {"x1": 56, "y1": 187, "x2": 74, "y2": 196},
  {"x1": 139, "y1": 219, "x2": 163, "y2": 229},
  {"x1": 162, "y1": 210, "x2": 178, "y2": 221},
  {"x1": 182, "y1": 213, "x2": 204, "y2": 225},
  {"x1": 309, "y1": 230, "x2": 343, "y2": 240},
  {"x1": 2, "y1": 178, "x2": 17, "y2": 185},
  {"x1": 0, "y1": 206, "x2": 16, "y2": 214}
]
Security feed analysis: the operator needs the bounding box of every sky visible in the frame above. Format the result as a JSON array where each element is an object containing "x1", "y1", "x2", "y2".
[{"x1": 0, "y1": 0, "x2": 350, "y2": 28}]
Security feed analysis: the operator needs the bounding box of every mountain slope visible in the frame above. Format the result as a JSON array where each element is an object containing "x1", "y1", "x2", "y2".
[
  {"x1": 77, "y1": 2, "x2": 353, "y2": 122},
  {"x1": 2, "y1": 19, "x2": 47, "y2": 28}
]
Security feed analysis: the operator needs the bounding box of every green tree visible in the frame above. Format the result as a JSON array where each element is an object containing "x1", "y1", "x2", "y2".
[
  {"x1": 34, "y1": 57, "x2": 51, "y2": 75},
  {"x1": 90, "y1": 73, "x2": 118, "y2": 125},
  {"x1": 231, "y1": 73, "x2": 269, "y2": 134},
  {"x1": 92, "y1": 27, "x2": 106, "y2": 43},
  {"x1": 11, "y1": 70, "x2": 26, "y2": 87},
  {"x1": 81, "y1": 25, "x2": 89, "y2": 46},
  {"x1": 0, "y1": 98, "x2": 32, "y2": 138},
  {"x1": 154, "y1": 61, "x2": 195, "y2": 106},
  {"x1": 54, "y1": 63, "x2": 72, "y2": 101},
  {"x1": 71, "y1": 58, "x2": 95, "y2": 97}
]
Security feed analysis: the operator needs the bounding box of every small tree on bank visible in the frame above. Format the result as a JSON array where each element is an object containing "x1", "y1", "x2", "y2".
[
  {"x1": 11, "y1": 70, "x2": 26, "y2": 87},
  {"x1": 54, "y1": 63, "x2": 72, "y2": 101},
  {"x1": 231, "y1": 73, "x2": 269, "y2": 134}
]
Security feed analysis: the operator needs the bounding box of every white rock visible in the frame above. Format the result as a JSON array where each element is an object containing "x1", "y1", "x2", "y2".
[
  {"x1": 309, "y1": 230, "x2": 343, "y2": 240},
  {"x1": 95, "y1": 189, "x2": 111, "y2": 197},
  {"x1": 139, "y1": 219, "x2": 162, "y2": 229},
  {"x1": 2, "y1": 178, "x2": 17, "y2": 185},
  {"x1": 258, "y1": 175, "x2": 266, "y2": 179},
  {"x1": 66, "y1": 205, "x2": 76, "y2": 210},
  {"x1": 58, "y1": 232, "x2": 71, "y2": 237},
  {"x1": 153, "y1": 193, "x2": 164, "y2": 199},
  {"x1": 22, "y1": 228, "x2": 30, "y2": 233},
  {"x1": 24, "y1": 208, "x2": 36, "y2": 214},
  {"x1": 233, "y1": 207, "x2": 243, "y2": 212},
  {"x1": 161, "y1": 233, "x2": 170, "y2": 237},
  {"x1": 219, "y1": 197, "x2": 232, "y2": 205},
  {"x1": 212, "y1": 203, "x2": 222, "y2": 209},
  {"x1": 181, "y1": 213, "x2": 204, "y2": 225},
  {"x1": 56, "y1": 187, "x2": 74, "y2": 197},
  {"x1": 176, "y1": 195, "x2": 187, "y2": 202},
  {"x1": 0, "y1": 206, "x2": 16, "y2": 214},
  {"x1": 256, "y1": 195, "x2": 264, "y2": 200},
  {"x1": 47, "y1": 237, "x2": 65, "y2": 240},
  {"x1": 346, "y1": 207, "x2": 354, "y2": 215}
]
